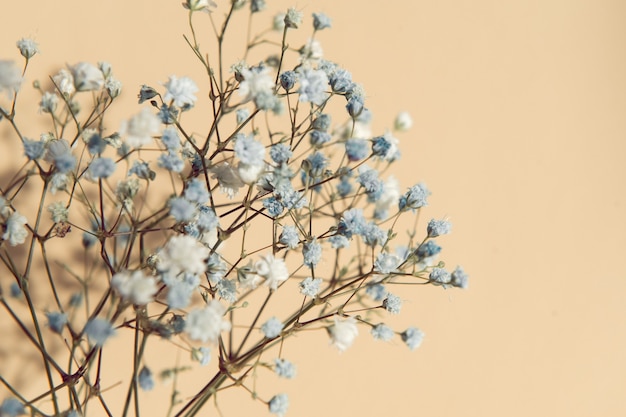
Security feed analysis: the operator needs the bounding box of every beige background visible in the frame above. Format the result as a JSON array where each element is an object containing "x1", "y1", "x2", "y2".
[{"x1": 2, "y1": 0, "x2": 626, "y2": 416}]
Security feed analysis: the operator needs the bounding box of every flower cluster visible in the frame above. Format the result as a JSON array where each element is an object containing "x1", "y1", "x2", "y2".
[{"x1": 0, "y1": 2, "x2": 466, "y2": 417}]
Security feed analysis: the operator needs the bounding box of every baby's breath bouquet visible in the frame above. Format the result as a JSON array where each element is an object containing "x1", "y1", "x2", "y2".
[{"x1": 0, "y1": 1, "x2": 467, "y2": 416}]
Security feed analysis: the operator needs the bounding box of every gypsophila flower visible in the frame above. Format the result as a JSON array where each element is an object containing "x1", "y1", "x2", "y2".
[
  {"x1": 346, "y1": 96, "x2": 364, "y2": 118},
  {"x1": 268, "y1": 394, "x2": 289, "y2": 417},
  {"x1": 121, "y1": 108, "x2": 160, "y2": 148},
  {"x1": 183, "y1": 0, "x2": 217, "y2": 12},
  {"x1": 375, "y1": 176, "x2": 400, "y2": 220},
  {"x1": 309, "y1": 130, "x2": 331, "y2": 147},
  {"x1": 374, "y1": 252, "x2": 402, "y2": 274},
  {"x1": 250, "y1": 0, "x2": 266, "y2": 13},
  {"x1": 371, "y1": 323, "x2": 395, "y2": 341},
  {"x1": 312, "y1": 113, "x2": 331, "y2": 131},
  {"x1": 312, "y1": 12, "x2": 332, "y2": 30},
  {"x1": 451, "y1": 266, "x2": 469, "y2": 289},
  {"x1": 427, "y1": 218, "x2": 452, "y2": 237},
  {"x1": 401, "y1": 327, "x2": 425, "y2": 350},
  {"x1": 362, "y1": 222, "x2": 387, "y2": 247},
  {"x1": 415, "y1": 240, "x2": 441, "y2": 259},
  {"x1": 299, "y1": 277, "x2": 322, "y2": 298},
  {"x1": 236, "y1": 107, "x2": 250, "y2": 124},
  {"x1": 284, "y1": 7, "x2": 302, "y2": 28},
  {"x1": 345, "y1": 138, "x2": 369, "y2": 161},
  {"x1": 105, "y1": 76, "x2": 122, "y2": 98},
  {"x1": 211, "y1": 162, "x2": 244, "y2": 198},
  {"x1": 39, "y1": 92, "x2": 58, "y2": 113},
  {"x1": 372, "y1": 131, "x2": 400, "y2": 161},
  {"x1": 3, "y1": 212, "x2": 28, "y2": 246},
  {"x1": 0, "y1": 61, "x2": 22, "y2": 97},
  {"x1": 299, "y1": 38, "x2": 324, "y2": 63},
  {"x1": 191, "y1": 346, "x2": 211, "y2": 366},
  {"x1": 163, "y1": 75, "x2": 198, "y2": 108},
  {"x1": 0, "y1": 398, "x2": 25, "y2": 417},
  {"x1": 366, "y1": 283, "x2": 388, "y2": 302},
  {"x1": 238, "y1": 66, "x2": 274, "y2": 102},
  {"x1": 279, "y1": 225, "x2": 299, "y2": 249},
  {"x1": 255, "y1": 254, "x2": 289, "y2": 290},
  {"x1": 52, "y1": 68, "x2": 74, "y2": 96},
  {"x1": 217, "y1": 279, "x2": 237, "y2": 303},
  {"x1": 234, "y1": 133, "x2": 265, "y2": 166},
  {"x1": 274, "y1": 358, "x2": 296, "y2": 379},
  {"x1": 45, "y1": 311, "x2": 67, "y2": 334},
  {"x1": 394, "y1": 111, "x2": 413, "y2": 131},
  {"x1": 279, "y1": 70, "x2": 297, "y2": 91},
  {"x1": 329, "y1": 235, "x2": 350, "y2": 249},
  {"x1": 23, "y1": 138, "x2": 45, "y2": 160},
  {"x1": 184, "y1": 178, "x2": 210, "y2": 204},
  {"x1": 157, "y1": 234, "x2": 210, "y2": 276},
  {"x1": 338, "y1": 208, "x2": 366, "y2": 238},
  {"x1": 47, "y1": 202, "x2": 68, "y2": 223},
  {"x1": 303, "y1": 239, "x2": 322, "y2": 267},
  {"x1": 261, "y1": 316, "x2": 283, "y2": 338},
  {"x1": 297, "y1": 68, "x2": 328, "y2": 106},
  {"x1": 138, "y1": 84, "x2": 158, "y2": 104},
  {"x1": 166, "y1": 274, "x2": 199, "y2": 309},
  {"x1": 138, "y1": 366, "x2": 155, "y2": 391},
  {"x1": 158, "y1": 152, "x2": 185, "y2": 172},
  {"x1": 111, "y1": 270, "x2": 158, "y2": 305},
  {"x1": 383, "y1": 294, "x2": 402, "y2": 314},
  {"x1": 89, "y1": 157, "x2": 116, "y2": 179},
  {"x1": 161, "y1": 126, "x2": 181, "y2": 151},
  {"x1": 169, "y1": 197, "x2": 197, "y2": 222},
  {"x1": 185, "y1": 300, "x2": 230, "y2": 344},
  {"x1": 399, "y1": 182, "x2": 430, "y2": 211},
  {"x1": 129, "y1": 160, "x2": 156, "y2": 180},
  {"x1": 429, "y1": 267, "x2": 451, "y2": 287},
  {"x1": 70, "y1": 62, "x2": 104, "y2": 91},
  {"x1": 84, "y1": 318, "x2": 116, "y2": 346},
  {"x1": 270, "y1": 143, "x2": 293, "y2": 164},
  {"x1": 9, "y1": 282, "x2": 21, "y2": 298},
  {"x1": 16, "y1": 38, "x2": 38, "y2": 59},
  {"x1": 328, "y1": 315, "x2": 358, "y2": 352},
  {"x1": 273, "y1": 13, "x2": 286, "y2": 30}
]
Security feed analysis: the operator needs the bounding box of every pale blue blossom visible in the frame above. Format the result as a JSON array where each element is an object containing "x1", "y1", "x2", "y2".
[
  {"x1": 84, "y1": 318, "x2": 116, "y2": 346},
  {"x1": 279, "y1": 225, "x2": 299, "y2": 249},
  {"x1": 263, "y1": 196, "x2": 284, "y2": 217},
  {"x1": 329, "y1": 68, "x2": 353, "y2": 94},
  {"x1": 196, "y1": 206, "x2": 219, "y2": 231},
  {"x1": 45, "y1": 140, "x2": 76, "y2": 173},
  {"x1": 312, "y1": 12, "x2": 332, "y2": 30},
  {"x1": 0, "y1": 60, "x2": 22, "y2": 97},
  {"x1": 0, "y1": 397, "x2": 25, "y2": 417},
  {"x1": 362, "y1": 222, "x2": 386, "y2": 247},
  {"x1": 129, "y1": 160, "x2": 155, "y2": 181},
  {"x1": 46, "y1": 311, "x2": 67, "y2": 334},
  {"x1": 137, "y1": 85, "x2": 158, "y2": 104},
  {"x1": 39, "y1": 92, "x2": 58, "y2": 113},
  {"x1": 309, "y1": 130, "x2": 331, "y2": 147},
  {"x1": 184, "y1": 178, "x2": 210, "y2": 204},
  {"x1": 17, "y1": 38, "x2": 38, "y2": 59},
  {"x1": 299, "y1": 277, "x2": 322, "y2": 298},
  {"x1": 217, "y1": 279, "x2": 237, "y2": 303},
  {"x1": 366, "y1": 283, "x2": 387, "y2": 301},
  {"x1": 346, "y1": 96, "x2": 364, "y2": 118},
  {"x1": 302, "y1": 239, "x2": 322, "y2": 267},
  {"x1": 261, "y1": 317, "x2": 283, "y2": 338},
  {"x1": 383, "y1": 294, "x2": 402, "y2": 314},
  {"x1": 371, "y1": 323, "x2": 394, "y2": 341},
  {"x1": 161, "y1": 127, "x2": 181, "y2": 150},
  {"x1": 401, "y1": 327, "x2": 424, "y2": 350},
  {"x1": 163, "y1": 75, "x2": 198, "y2": 109},
  {"x1": 312, "y1": 114, "x2": 331, "y2": 131},
  {"x1": 23, "y1": 138, "x2": 45, "y2": 160},
  {"x1": 234, "y1": 133, "x2": 265, "y2": 166},
  {"x1": 357, "y1": 166, "x2": 383, "y2": 202},
  {"x1": 138, "y1": 366, "x2": 155, "y2": 391},
  {"x1": 169, "y1": 197, "x2": 196, "y2": 222},
  {"x1": 236, "y1": 108, "x2": 250, "y2": 124},
  {"x1": 270, "y1": 143, "x2": 293, "y2": 164},
  {"x1": 284, "y1": 7, "x2": 302, "y2": 28},
  {"x1": 415, "y1": 241, "x2": 441, "y2": 259},
  {"x1": 297, "y1": 68, "x2": 328, "y2": 106},
  {"x1": 345, "y1": 138, "x2": 369, "y2": 161},
  {"x1": 338, "y1": 208, "x2": 366, "y2": 238},
  {"x1": 399, "y1": 183, "x2": 430, "y2": 211},
  {"x1": 374, "y1": 252, "x2": 402, "y2": 274},
  {"x1": 89, "y1": 157, "x2": 116, "y2": 179},
  {"x1": 329, "y1": 235, "x2": 349, "y2": 249},
  {"x1": 274, "y1": 358, "x2": 296, "y2": 379},
  {"x1": 427, "y1": 219, "x2": 452, "y2": 237},
  {"x1": 451, "y1": 266, "x2": 469, "y2": 289},
  {"x1": 158, "y1": 152, "x2": 184, "y2": 172},
  {"x1": 429, "y1": 267, "x2": 451, "y2": 287},
  {"x1": 279, "y1": 71, "x2": 297, "y2": 91},
  {"x1": 86, "y1": 133, "x2": 107, "y2": 155}
]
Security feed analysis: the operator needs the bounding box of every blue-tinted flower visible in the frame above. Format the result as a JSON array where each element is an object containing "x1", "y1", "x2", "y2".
[
  {"x1": 86, "y1": 133, "x2": 107, "y2": 155},
  {"x1": 372, "y1": 131, "x2": 400, "y2": 161},
  {"x1": 3, "y1": 212, "x2": 28, "y2": 246},
  {"x1": 338, "y1": 208, "x2": 366, "y2": 238},
  {"x1": 196, "y1": 206, "x2": 219, "y2": 231},
  {"x1": 451, "y1": 266, "x2": 469, "y2": 289},
  {"x1": 70, "y1": 62, "x2": 104, "y2": 91},
  {"x1": 158, "y1": 103, "x2": 178, "y2": 124},
  {"x1": 138, "y1": 366, "x2": 155, "y2": 391},
  {"x1": 169, "y1": 197, "x2": 196, "y2": 222},
  {"x1": 269, "y1": 393, "x2": 289, "y2": 417},
  {"x1": 399, "y1": 183, "x2": 430, "y2": 211},
  {"x1": 17, "y1": 38, "x2": 38, "y2": 59},
  {"x1": 0, "y1": 60, "x2": 23, "y2": 97},
  {"x1": 374, "y1": 252, "x2": 402, "y2": 274},
  {"x1": 366, "y1": 283, "x2": 387, "y2": 301},
  {"x1": 299, "y1": 277, "x2": 322, "y2": 298},
  {"x1": 297, "y1": 68, "x2": 329, "y2": 106},
  {"x1": 263, "y1": 196, "x2": 284, "y2": 217},
  {"x1": 329, "y1": 235, "x2": 349, "y2": 249},
  {"x1": 329, "y1": 68, "x2": 353, "y2": 94},
  {"x1": 309, "y1": 130, "x2": 331, "y2": 147},
  {"x1": 362, "y1": 222, "x2": 386, "y2": 247},
  {"x1": 383, "y1": 294, "x2": 402, "y2": 314},
  {"x1": 336, "y1": 176, "x2": 352, "y2": 197},
  {"x1": 45, "y1": 140, "x2": 76, "y2": 173},
  {"x1": 217, "y1": 279, "x2": 237, "y2": 303},
  {"x1": 304, "y1": 151, "x2": 327, "y2": 178},
  {"x1": 138, "y1": 85, "x2": 158, "y2": 104},
  {"x1": 357, "y1": 166, "x2": 383, "y2": 202},
  {"x1": 184, "y1": 178, "x2": 210, "y2": 204},
  {"x1": 429, "y1": 267, "x2": 451, "y2": 287},
  {"x1": 39, "y1": 92, "x2": 58, "y2": 113},
  {"x1": 158, "y1": 152, "x2": 184, "y2": 172},
  {"x1": 236, "y1": 108, "x2": 250, "y2": 124},
  {"x1": 284, "y1": 7, "x2": 303, "y2": 28},
  {"x1": 161, "y1": 127, "x2": 181, "y2": 151},
  {"x1": 9, "y1": 282, "x2": 21, "y2": 298},
  {"x1": 303, "y1": 239, "x2": 322, "y2": 267},
  {"x1": 46, "y1": 311, "x2": 68, "y2": 334},
  {"x1": 279, "y1": 225, "x2": 299, "y2": 249},
  {"x1": 163, "y1": 75, "x2": 198, "y2": 109},
  {"x1": 84, "y1": 318, "x2": 116, "y2": 346},
  {"x1": 279, "y1": 71, "x2": 297, "y2": 91},
  {"x1": 0, "y1": 397, "x2": 25, "y2": 417},
  {"x1": 274, "y1": 358, "x2": 296, "y2": 379},
  {"x1": 89, "y1": 157, "x2": 115, "y2": 179},
  {"x1": 312, "y1": 114, "x2": 331, "y2": 131},
  {"x1": 415, "y1": 241, "x2": 441, "y2": 259},
  {"x1": 346, "y1": 96, "x2": 364, "y2": 118},
  {"x1": 192, "y1": 346, "x2": 211, "y2": 366},
  {"x1": 345, "y1": 138, "x2": 369, "y2": 161},
  {"x1": 312, "y1": 12, "x2": 331, "y2": 30},
  {"x1": 128, "y1": 160, "x2": 155, "y2": 181},
  {"x1": 371, "y1": 323, "x2": 394, "y2": 341},
  {"x1": 270, "y1": 143, "x2": 292, "y2": 164},
  {"x1": 234, "y1": 134, "x2": 265, "y2": 166},
  {"x1": 122, "y1": 108, "x2": 161, "y2": 148},
  {"x1": 184, "y1": 301, "x2": 231, "y2": 344},
  {"x1": 23, "y1": 138, "x2": 45, "y2": 160},
  {"x1": 261, "y1": 317, "x2": 283, "y2": 338},
  {"x1": 401, "y1": 327, "x2": 424, "y2": 350},
  {"x1": 427, "y1": 219, "x2": 452, "y2": 237}
]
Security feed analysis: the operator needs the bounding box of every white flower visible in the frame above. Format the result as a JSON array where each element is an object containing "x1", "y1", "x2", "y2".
[
  {"x1": 185, "y1": 300, "x2": 231, "y2": 344},
  {"x1": 375, "y1": 176, "x2": 400, "y2": 219},
  {"x1": 237, "y1": 162, "x2": 265, "y2": 184},
  {"x1": 300, "y1": 38, "x2": 324, "y2": 63},
  {"x1": 297, "y1": 68, "x2": 329, "y2": 106},
  {"x1": 328, "y1": 315, "x2": 358, "y2": 352},
  {"x1": 70, "y1": 62, "x2": 104, "y2": 91},
  {"x1": 394, "y1": 111, "x2": 413, "y2": 131},
  {"x1": 16, "y1": 38, "x2": 38, "y2": 59},
  {"x1": 84, "y1": 318, "x2": 116, "y2": 346},
  {"x1": 52, "y1": 68, "x2": 75, "y2": 95},
  {"x1": 3, "y1": 212, "x2": 28, "y2": 246},
  {"x1": 0, "y1": 60, "x2": 22, "y2": 97},
  {"x1": 183, "y1": 0, "x2": 217, "y2": 12},
  {"x1": 120, "y1": 108, "x2": 161, "y2": 148},
  {"x1": 163, "y1": 75, "x2": 198, "y2": 108},
  {"x1": 157, "y1": 235, "x2": 209, "y2": 277},
  {"x1": 255, "y1": 254, "x2": 289, "y2": 290},
  {"x1": 210, "y1": 162, "x2": 244, "y2": 199},
  {"x1": 47, "y1": 202, "x2": 69, "y2": 223},
  {"x1": 238, "y1": 66, "x2": 274, "y2": 101},
  {"x1": 111, "y1": 270, "x2": 158, "y2": 305}
]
